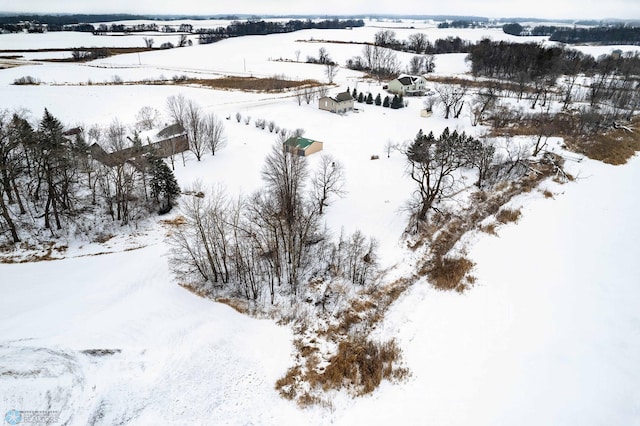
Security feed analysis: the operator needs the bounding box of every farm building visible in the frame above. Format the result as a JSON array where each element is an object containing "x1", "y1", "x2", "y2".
[
  {"x1": 387, "y1": 75, "x2": 428, "y2": 96},
  {"x1": 319, "y1": 91, "x2": 354, "y2": 113},
  {"x1": 88, "y1": 123, "x2": 189, "y2": 167},
  {"x1": 283, "y1": 136, "x2": 323, "y2": 157}
]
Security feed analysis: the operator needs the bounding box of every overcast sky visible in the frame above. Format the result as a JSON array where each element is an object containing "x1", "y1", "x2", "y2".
[{"x1": 1, "y1": 0, "x2": 638, "y2": 20}]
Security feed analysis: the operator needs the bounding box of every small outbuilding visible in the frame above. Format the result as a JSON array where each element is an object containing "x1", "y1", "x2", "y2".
[
  {"x1": 319, "y1": 91, "x2": 354, "y2": 113},
  {"x1": 283, "y1": 136, "x2": 323, "y2": 157}
]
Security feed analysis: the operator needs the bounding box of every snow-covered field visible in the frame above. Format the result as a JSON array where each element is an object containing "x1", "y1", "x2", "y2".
[{"x1": 1, "y1": 21, "x2": 639, "y2": 425}]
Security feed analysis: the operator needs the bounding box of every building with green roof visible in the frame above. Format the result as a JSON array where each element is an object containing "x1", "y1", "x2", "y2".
[{"x1": 283, "y1": 136, "x2": 323, "y2": 156}]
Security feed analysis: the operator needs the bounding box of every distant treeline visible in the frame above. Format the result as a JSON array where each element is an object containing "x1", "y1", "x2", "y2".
[
  {"x1": 503, "y1": 23, "x2": 640, "y2": 44},
  {"x1": 437, "y1": 20, "x2": 484, "y2": 29},
  {"x1": 502, "y1": 23, "x2": 570, "y2": 37},
  {"x1": 0, "y1": 15, "x2": 363, "y2": 36},
  {"x1": 468, "y1": 38, "x2": 640, "y2": 80},
  {"x1": 0, "y1": 14, "x2": 147, "y2": 32},
  {"x1": 549, "y1": 26, "x2": 640, "y2": 44},
  {"x1": 197, "y1": 19, "x2": 364, "y2": 44}
]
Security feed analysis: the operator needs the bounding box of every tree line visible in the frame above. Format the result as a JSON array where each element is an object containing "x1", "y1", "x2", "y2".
[
  {"x1": 0, "y1": 108, "x2": 182, "y2": 245},
  {"x1": 549, "y1": 25, "x2": 640, "y2": 44},
  {"x1": 503, "y1": 23, "x2": 640, "y2": 44},
  {"x1": 197, "y1": 19, "x2": 364, "y2": 44},
  {"x1": 467, "y1": 39, "x2": 640, "y2": 111},
  {"x1": 0, "y1": 14, "x2": 146, "y2": 32},
  {"x1": 344, "y1": 30, "x2": 470, "y2": 80}
]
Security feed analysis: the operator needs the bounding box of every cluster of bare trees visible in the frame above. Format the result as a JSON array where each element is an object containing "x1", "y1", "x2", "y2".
[
  {"x1": 346, "y1": 44, "x2": 401, "y2": 81},
  {"x1": 294, "y1": 86, "x2": 329, "y2": 106},
  {"x1": 166, "y1": 94, "x2": 226, "y2": 160},
  {"x1": 468, "y1": 39, "x2": 640, "y2": 114},
  {"x1": 170, "y1": 133, "x2": 376, "y2": 305},
  {"x1": 347, "y1": 30, "x2": 474, "y2": 79},
  {"x1": 372, "y1": 30, "x2": 472, "y2": 55},
  {"x1": 0, "y1": 109, "x2": 180, "y2": 244}
]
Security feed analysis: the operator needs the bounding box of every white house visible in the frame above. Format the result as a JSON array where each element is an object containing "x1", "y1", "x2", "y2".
[
  {"x1": 387, "y1": 75, "x2": 428, "y2": 96},
  {"x1": 319, "y1": 91, "x2": 355, "y2": 113}
]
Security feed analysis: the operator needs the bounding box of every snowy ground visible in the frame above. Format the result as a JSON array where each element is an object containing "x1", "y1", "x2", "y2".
[
  {"x1": 334, "y1": 154, "x2": 640, "y2": 425},
  {"x1": 1, "y1": 22, "x2": 639, "y2": 425}
]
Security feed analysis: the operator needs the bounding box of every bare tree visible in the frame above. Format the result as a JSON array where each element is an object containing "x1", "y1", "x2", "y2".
[
  {"x1": 136, "y1": 106, "x2": 159, "y2": 131},
  {"x1": 468, "y1": 84, "x2": 499, "y2": 126},
  {"x1": 325, "y1": 63, "x2": 339, "y2": 84},
  {"x1": 235, "y1": 112, "x2": 242, "y2": 123},
  {"x1": 294, "y1": 49, "x2": 301, "y2": 62},
  {"x1": 317, "y1": 85, "x2": 329, "y2": 98},
  {"x1": 184, "y1": 99, "x2": 206, "y2": 161},
  {"x1": 312, "y1": 155, "x2": 345, "y2": 214},
  {"x1": 384, "y1": 140, "x2": 396, "y2": 158},
  {"x1": 169, "y1": 184, "x2": 231, "y2": 287},
  {"x1": 303, "y1": 87, "x2": 315, "y2": 104},
  {"x1": 409, "y1": 55, "x2": 425, "y2": 75},
  {"x1": 261, "y1": 136, "x2": 319, "y2": 295},
  {"x1": 531, "y1": 107, "x2": 554, "y2": 157},
  {"x1": 374, "y1": 29, "x2": 397, "y2": 46},
  {"x1": 407, "y1": 33, "x2": 428, "y2": 53},
  {"x1": 178, "y1": 34, "x2": 189, "y2": 47},
  {"x1": 318, "y1": 47, "x2": 330, "y2": 64},
  {"x1": 405, "y1": 128, "x2": 470, "y2": 222},
  {"x1": 435, "y1": 84, "x2": 467, "y2": 119},
  {"x1": 423, "y1": 96, "x2": 437, "y2": 114},
  {"x1": 143, "y1": 37, "x2": 154, "y2": 48},
  {"x1": 295, "y1": 89, "x2": 304, "y2": 106},
  {"x1": 102, "y1": 119, "x2": 138, "y2": 224},
  {"x1": 166, "y1": 94, "x2": 187, "y2": 128},
  {"x1": 204, "y1": 113, "x2": 226, "y2": 156},
  {"x1": 362, "y1": 44, "x2": 400, "y2": 81}
]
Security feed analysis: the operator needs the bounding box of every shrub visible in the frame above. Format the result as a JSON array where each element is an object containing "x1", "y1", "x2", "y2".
[
  {"x1": 427, "y1": 256, "x2": 474, "y2": 292},
  {"x1": 496, "y1": 208, "x2": 521, "y2": 224},
  {"x1": 319, "y1": 336, "x2": 407, "y2": 395},
  {"x1": 13, "y1": 76, "x2": 39, "y2": 85}
]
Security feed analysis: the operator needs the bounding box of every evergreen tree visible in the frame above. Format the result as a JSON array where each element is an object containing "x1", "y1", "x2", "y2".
[
  {"x1": 365, "y1": 93, "x2": 374, "y2": 104},
  {"x1": 390, "y1": 94, "x2": 402, "y2": 109},
  {"x1": 383, "y1": 95, "x2": 390, "y2": 107},
  {"x1": 357, "y1": 92, "x2": 364, "y2": 103},
  {"x1": 150, "y1": 157, "x2": 180, "y2": 213},
  {"x1": 352, "y1": 87, "x2": 357, "y2": 98},
  {"x1": 375, "y1": 93, "x2": 382, "y2": 106},
  {"x1": 36, "y1": 109, "x2": 75, "y2": 229}
]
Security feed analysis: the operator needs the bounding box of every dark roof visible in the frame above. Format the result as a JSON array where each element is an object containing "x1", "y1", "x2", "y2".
[
  {"x1": 334, "y1": 91, "x2": 353, "y2": 102},
  {"x1": 397, "y1": 76, "x2": 414, "y2": 86},
  {"x1": 63, "y1": 127, "x2": 82, "y2": 136},
  {"x1": 157, "y1": 123, "x2": 185, "y2": 139}
]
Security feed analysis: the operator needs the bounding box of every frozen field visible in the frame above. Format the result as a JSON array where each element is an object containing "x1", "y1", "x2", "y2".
[{"x1": 1, "y1": 22, "x2": 639, "y2": 425}]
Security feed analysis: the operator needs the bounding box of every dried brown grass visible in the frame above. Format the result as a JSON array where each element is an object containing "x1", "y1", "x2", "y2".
[
  {"x1": 565, "y1": 120, "x2": 640, "y2": 165},
  {"x1": 496, "y1": 208, "x2": 522, "y2": 224},
  {"x1": 320, "y1": 337, "x2": 408, "y2": 395},
  {"x1": 216, "y1": 297, "x2": 250, "y2": 314},
  {"x1": 427, "y1": 257, "x2": 475, "y2": 292},
  {"x1": 181, "y1": 76, "x2": 323, "y2": 92},
  {"x1": 160, "y1": 216, "x2": 187, "y2": 227},
  {"x1": 480, "y1": 223, "x2": 498, "y2": 235}
]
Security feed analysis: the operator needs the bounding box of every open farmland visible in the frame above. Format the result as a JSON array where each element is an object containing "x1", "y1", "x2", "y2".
[{"x1": 1, "y1": 18, "x2": 639, "y2": 425}]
